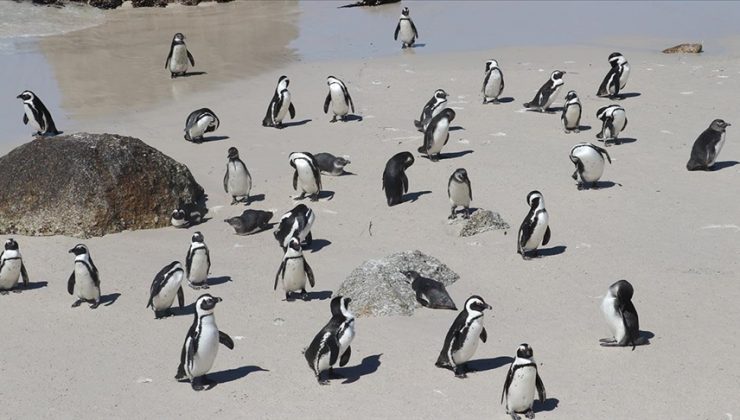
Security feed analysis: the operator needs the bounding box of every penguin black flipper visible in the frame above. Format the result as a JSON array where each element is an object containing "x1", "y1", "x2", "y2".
[
  {"x1": 185, "y1": 247, "x2": 194, "y2": 277},
  {"x1": 535, "y1": 371, "x2": 547, "y2": 402},
  {"x1": 292, "y1": 170, "x2": 299, "y2": 191},
  {"x1": 594, "y1": 144, "x2": 612, "y2": 163},
  {"x1": 177, "y1": 286, "x2": 185, "y2": 309},
  {"x1": 415, "y1": 290, "x2": 430, "y2": 307},
  {"x1": 394, "y1": 21, "x2": 401, "y2": 40},
  {"x1": 323, "y1": 92, "x2": 331, "y2": 114},
  {"x1": 175, "y1": 344, "x2": 188, "y2": 381},
  {"x1": 20, "y1": 263, "x2": 29, "y2": 288},
  {"x1": 305, "y1": 260, "x2": 315, "y2": 288},
  {"x1": 339, "y1": 345, "x2": 351, "y2": 367},
  {"x1": 218, "y1": 331, "x2": 234, "y2": 350},
  {"x1": 328, "y1": 334, "x2": 340, "y2": 366},
  {"x1": 187, "y1": 50, "x2": 195, "y2": 67},
  {"x1": 480, "y1": 327, "x2": 487, "y2": 343},
  {"x1": 518, "y1": 213, "x2": 536, "y2": 254},
  {"x1": 165, "y1": 48, "x2": 173, "y2": 69},
  {"x1": 22, "y1": 113, "x2": 28, "y2": 125},
  {"x1": 436, "y1": 310, "x2": 467, "y2": 367},
  {"x1": 621, "y1": 301, "x2": 640, "y2": 350},
  {"x1": 401, "y1": 172, "x2": 409, "y2": 194},
  {"x1": 274, "y1": 260, "x2": 286, "y2": 291},
  {"x1": 410, "y1": 19, "x2": 418, "y2": 39},
  {"x1": 289, "y1": 102, "x2": 296, "y2": 119},
  {"x1": 597, "y1": 69, "x2": 616, "y2": 97},
  {"x1": 223, "y1": 166, "x2": 230, "y2": 192},
  {"x1": 67, "y1": 272, "x2": 75, "y2": 295},
  {"x1": 482, "y1": 70, "x2": 491, "y2": 94},
  {"x1": 345, "y1": 89, "x2": 355, "y2": 114},
  {"x1": 542, "y1": 225, "x2": 551, "y2": 246},
  {"x1": 501, "y1": 363, "x2": 514, "y2": 404}
]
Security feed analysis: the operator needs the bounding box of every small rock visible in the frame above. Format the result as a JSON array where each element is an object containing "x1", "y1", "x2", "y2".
[
  {"x1": 455, "y1": 209, "x2": 510, "y2": 237},
  {"x1": 662, "y1": 43, "x2": 703, "y2": 54},
  {"x1": 273, "y1": 318, "x2": 285, "y2": 326}
]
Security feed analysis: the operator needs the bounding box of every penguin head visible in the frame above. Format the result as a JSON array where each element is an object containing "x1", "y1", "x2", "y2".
[
  {"x1": 165, "y1": 261, "x2": 183, "y2": 277},
  {"x1": 17, "y1": 90, "x2": 34, "y2": 102},
  {"x1": 551, "y1": 70, "x2": 566, "y2": 81},
  {"x1": 287, "y1": 237, "x2": 302, "y2": 252},
  {"x1": 4, "y1": 238, "x2": 18, "y2": 251},
  {"x1": 710, "y1": 119, "x2": 731, "y2": 132},
  {"x1": 564, "y1": 90, "x2": 578, "y2": 101},
  {"x1": 609, "y1": 279, "x2": 634, "y2": 302},
  {"x1": 401, "y1": 270, "x2": 420, "y2": 284},
  {"x1": 441, "y1": 108, "x2": 456, "y2": 122},
  {"x1": 195, "y1": 294, "x2": 222, "y2": 315},
  {"x1": 434, "y1": 89, "x2": 448, "y2": 100},
  {"x1": 485, "y1": 59, "x2": 499, "y2": 72},
  {"x1": 327, "y1": 76, "x2": 341, "y2": 87},
  {"x1": 334, "y1": 156, "x2": 351, "y2": 169},
  {"x1": 401, "y1": 7, "x2": 410, "y2": 16},
  {"x1": 608, "y1": 52, "x2": 626, "y2": 66},
  {"x1": 452, "y1": 168, "x2": 469, "y2": 183},
  {"x1": 516, "y1": 343, "x2": 534, "y2": 359},
  {"x1": 330, "y1": 296, "x2": 353, "y2": 319},
  {"x1": 227, "y1": 147, "x2": 239, "y2": 160},
  {"x1": 191, "y1": 231, "x2": 205, "y2": 243},
  {"x1": 171, "y1": 209, "x2": 185, "y2": 221},
  {"x1": 68, "y1": 244, "x2": 89, "y2": 256},
  {"x1": 464, "y1": 295, "x2": 492, "y2": 314},
  {"x1": 526, "y1": 190, "x2": 544, "y2": 209},
  {"x1": 277, "y1": 75, "x2": 290, "y2": 90},
  {"x1": 172, "y1": 33, "x2": 185, "y2": 43}
]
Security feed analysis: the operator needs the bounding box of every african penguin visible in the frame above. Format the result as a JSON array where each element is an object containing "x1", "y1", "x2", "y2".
[
  {"x1": 170, "y1": 200, "x2": 204, "y2": 229},
  {"x1": 262, "y1": 75, "x2": 296, "y2": 128},
  {"x1": 67, "y1": 244, "x2": 101, "y2": 309},
  {"x1": 402, "y1": 271, "x2": 456, "y2": 310},
  {"x1": 323, "y1": 76, "x2": 355, "y2": 122},
  {"x1": 147, "y1": 261, "x2": 185, "y2": 319},
  {"x1": 290, "y1": 152, "x2": 322, "y2": 201},
  {"x1": 561, "y1": 90, "x2": 582, "y2": 133},
  {"x1": 435, "y1": 295, "x2": 492, "y2": 378},
  {"x1": 414, "y1": 89, "x2": 448, "y2": 132},
  {"x1": 17, "y1": 90, "x2": 59, "y2": 136},
  {"x1": 304, "y1": 296, "x2": 355, "y2": 385},
  {"x1": 517, "y1": 191, "x2": 551, "y2": 260},
  {"x1": 597, "y1": 52, "x2": 631, "y2": 99},
  {"x1": 0, "y1": 238, "x2": 30, "y2": 294},
  {"x1": 419, "y1": 108, "x2": 456, "y2": 161},
  {"x1": 165, "y1": 32, "x2": 195, "y2": 78},
  {"x1": 394, "y1": 7, "x2": 418, "y2": 48},
  {"x1": 600, "y1": 279, "x2": 642, "y2": 349},
  {"x1": 274, "y1": 204, "x2": 315, "y2": 250},
  {"x1": 382, "y1": 151, "x2": 415, "y2": 206},
  {"x1": 501, "y1": 343, "x2": 547, "y2": 420},
  {"x1": 185, "y1": 231, "x2": 210, "y2": 290},
  {"x1": 274, "y1": 237, "x2": 315, "y2": 301},
  {"x1": 175, "y1": 294, "x2": 234, "y2": 391},
  {"x1": 223, "y1": 147, "x2": 252, "y2": 205},
  {"x1": 569, "y1": 142, "x2": 612, "y2": 189},
  {"x1": 482, "y1": 59, "x2": 505, "y2": 104},
  {"x1": 596, "y1": 104, "x2": 627, "y2": 146},
  {"x1": 224, "y1": 210, "x2": 273, "y2": 235},
  {"x1": 686, "y1": 119, "x2": 731, "y2": 171},
  {"x1": 314, "y1": 152, "x2": 351, "y2": 176},
  {"x1": 448, "y1": 168, "x2": 472, "y2": 219},
  {"x1": 184, "y1": 108, "x2": 219, "y2": 143},
  {"x1": 523, "y1": 70, "x2": 565, "y2": 112}
]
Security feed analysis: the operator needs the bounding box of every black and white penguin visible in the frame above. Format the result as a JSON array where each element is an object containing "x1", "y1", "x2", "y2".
[
  {"x1": 165, "y1": 32, "x2": 195, "y2": 78},
  {"x1": 517, "y1": 191, "x2": 551, "y2": 260},
  {"x1": 274, "y1": 237, "x2": 315, "y2": 301},
  {"x1": 435, "y1": 295, "x2": 492, "y2": 378},
  {"x1": 170, "y1": 200, "x2": 204, "y2": 229},
  {"x1": 223, "y1": 147, "x2": 252, "y2": 205},
  {"x1": 184, "y1": 108, "x2": 219, "y2": 143},
  {"x1": 274, "y1": 204, "x2": 315, "y2": 250},
  {"x1": 570, "y1": 142, "x2": 611, "y2": 189},
  {"x1": 561, "y1": 90, "x2": 582, "y2": 133},
  {"x1": 0, "y1": 238, "x2": 30, "y2": 294},
  {"x1": 414, "y1": 89, "x2": 448, "y2": 132},
  {"x1": 304, "y1": 296, "x2": 355, "y2": 384},
  {"x1": 686, "y1": 119, "x2": 731, "y2": 171},
  {"x1": 67, "y1": 244, "x2": 101, "y2": 309},
  {"x1": 402, "y1": 270, "x2": 457, "y2": 310},
  {"x1": 224, "y1": 210, "x2": 273, "y2": 235},
  {"x1": 596, "y1": 104, "x2": 627, "y2": 146},
  {"x1": 382, "y1": 151, "x2": 415, "y2": 206},
  {"x1": 597, "y1": 52, "x2": 631, "y2": 99},
  {"x1": 147, "y1": 261, "x2": 185, "y2": 319},
  {"x1": 419, "y1": 108, "x2": 456, "y2": 161},
  {"x1": 175, "y1": 294, "x2": 234, "y2": 391},
  {"x1": 323, "y1": 76, "x2": 355, "y2": 122},
  {"x1": 314, "y1": 152, "x2": 351, "y2": 176},
  {"x1": 394, "y1": 7, "x2": 418, "y2": 48},
  {"x1": 482, "y1": 59, "x2": 505, "y2": 104},
  {"x1": 523, "y1": 70, "x2": 566, "y2": 112},
  {"x1": 262, "y1": 75, "x2": 296, "y2": 128},
  {"x1": 290, "y1": 152, "x2": 322, "y2": 201},
  {"x1": 185, "y1": 232, "x2": 210, "y2": 290},
  {"x1": 501, "y1": 343, "x2": 547, "y2": 420},
  {"x1": 600, "y1": 279, "x2": 641, "y2": 349},
  {"x1": 17, "y1": 90, "x2": 59, "y2": 136},
  {"x1": 448, "y1": 168, "x2": 472, "y2": 219}
]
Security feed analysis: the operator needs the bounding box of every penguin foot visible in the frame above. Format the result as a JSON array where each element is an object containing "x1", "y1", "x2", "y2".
[
  {"x1": 230, "y1": 198, "x2": 238, "y2": 205},
  {"x1": 454, "y1": 366, "x2": 467, "y2": 378},
  {"x1": 599, "y1": 337, "x2": 617, "y2": 344},
  {"x1": 309, "y1": 194, "x2": 319, "y2": 202},
  {"x1": 11, "y1": 288, "x2": 21, "y2": 294},
  {"x1": 564, "y1": 129, "x2": 571, "y2": 134},
  {"x1": 328, "y1": 368, "x2": 344, "y2": 379},
  {"x1": 170, "y1": 73, "x2": 176, "y2": 79},
  {"x1": 525, "y1": 409, "x2": 535, "y2": 419},
  {"x1": 596, "y1": 133, "x2": 604, "y2": 139},
  {"x1": 285, "y1": 293, "x2": 295, "y2": 302},
  {"x1": 0, "y1": 290, "x2": 8, "y2": 295},
  {"x1": 574, "y1": 129, "x2": 580, "y2": 133},
  {"x1": 193, "y1": 137, "x2": 203, "y2": 144},
  {"x1": 90, "y1": 301, "x2": 100, "y2": 309},
  {"x1": 71, "y1": 299, "x2": 83, "y2": 308},
  {"x1": 318, "y1": 379, "x2": 330, "y2": 386},
  {"x1": 300, "y1": 290, "x2": 310, "y2": 301},
  {"x1": 191, "y1": 377, "x2": 206, "y2": 391},
  {"x1": 510, "y1": 413, "x2": 522, "y2": 420},
  {"x1": 330, "y1": 116, "x2": 337, "y2": 123},
  {"x1": 448, "y1": 213, "x2": 456, "y2": 220},
  {"x1": 492, "y1": 99, "x2": 500, "y2": 104}
]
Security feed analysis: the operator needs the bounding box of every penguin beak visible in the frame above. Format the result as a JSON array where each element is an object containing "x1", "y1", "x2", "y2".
[
  {"x1": 68, "y1": 248, "x2": 75, "y2": 253},
  {"x1": 486, "y1": 304, "x2": 492, "y2": 310},
  {"x1": 16, "y1": 94, "x2": 22, "y2": 99},
  {"x1": 215, "y1": 297, "x2": 222, "y2": 303}
]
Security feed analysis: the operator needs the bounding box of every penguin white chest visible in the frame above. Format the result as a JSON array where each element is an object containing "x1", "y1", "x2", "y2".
[
  {"x1": 430, "y1": 101, "x2": 446, "y2": 119},
  {"x1": 316, "y1": 332, "x2": 334, "y2": 373},
  {"x1": 572, "y1": 147, "x2": 605, "y2": 182},
  {"x1": 275, "y1": 91, "x2": 291, "y2": 122},
  {"x1": 188, "y1": 249, "x2": 209, "y2": 283},
  {"x1": 329, "y1": 85, "x2": 349, "y2": 116},
  {"x1": 74, "y1": 262, "x2": 99, "y2": 301},
  {"x1": 449, "y1": 182, "x2": 471, "y2": 207},
  {"x1": 543, "y1": 84, "x2": 562, "y2": 109},
  {"x1": 152, "y1": 271, "x2": 183, "y2": 310},
  {"x1": 170, "y1": 45, "x2": 190, "y2": 73},
  {"x1": 0, "y1": 256, "x2": 22, "y2": 290},
  {"x1": 524, "y1": 211, "x2": 549, "y2": 252},
  {"x1": 282, "y1": 258, "x2": 307, "y2": 292},
  {"x1": 453, "y1": 317, "x2": 483, "y2": 365},
  {"x1": 507, "y1": 365, "x2": 538, "y2": 413},
  {"x1": 190, "y1": 316, "x2": 219, "y2": 377},
  {"x1": 608, "y1": 110, "x2": 627, "y2": 138},
  {"x1": 399, "y1": 20, "x2": 415, "y2": 44},
  {"x1": 190, "y1": 116, "x2": 213, "y2": 138},
  {"x1": 710, "y1": 132, "x2": 726, "y2": 166},
  {"x1": 24, "y1": 104, "x2": 41, "y2": 131},
  {"x1": 484, "y1": 71, "x2": 503, "y2": 98},
  {"x1": 337, "y1": 320, "x2": 355, "y2": 359},
  {"x1": 228, "y1": 162, "x2": 251, "y2": 197},
  {"x1": 601, "y1": 295, "x2": 625, "y2": 341},
  {"x1": 428, "y1": 118, "x2": 450, "y2": 155},
  {"x1": 295, "y1": 161, "x2": 319, "y2": 194},
  {"x1": 619, "y1": 63, "x2": 630, "y2": 89},
  {"x1": 564, "y1": 104, "x2": 581, "y2": 128}
]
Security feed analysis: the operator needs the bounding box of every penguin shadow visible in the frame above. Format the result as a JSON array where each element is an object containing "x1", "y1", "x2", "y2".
[
  {"x1": 534, "y1": 398, "x2": 560, "y2": 413},
  {"x1": 579, "y1": 181, "x2": 619, "y2": 190},
  {"x1": 207, "y1": 365, "x2": 269, "y2": 388},
  {"x1": 615, "y1": 92, "x2": 641, "y2": 100},
  {"x1": 208, "y1": 276, "x2": 233, "y2": 286},
  {"x1": 440, "y1": 150, "x2": 474, "y2": 160},
  {"x1": 342, "y1": 115, "x2": 363, "y2": 122},
  {"x1": 335, "y1": 354, "x2": 382, "y2": 384},
  {"x1": 231, "y1": 223, "x2": 276, "y2": 236},
  {"x1": 23, "y1": 281, "x2": 49, "y2": 291},
  {"x1": 199, "y1": 135, "x2": 230, "y2": 143},
  {"x1": 545, "y1": 107, "x2": 564, "y2": 113},
  {"x1": 403, "y1": 190, "x2": 432, "y2": 203},
  {"x1": 448, "y1": 126, "x2": 465, "y2": 132},
  {"x1": 466, "y1": 356, "x2": 514, "y2": 373},
  {"x1": 574, "y1": 124, "x2": 592, "y2": 132},
  {"x1": 409, "y1": 43, "x2": 426, "y2": 48},
  {"x1": 602, "y1": 137, "x2": 637, "y2": 146},
  {"x1": 100, "y1": 292, "x2": 121, "y2": 306},
  {"x1": 711, "y1": 161, "x2": 740, "y2": 171},
  {"x1": 308, "y1": 239, "x2": 332, "y2": 253},
  {"x1": 281, "y1": 119, "x2": 312, "y2": 128},
  {"x1": 305, "y1": 290, "x2": 333, "y2": 301},
  {"x1": 338, "y1": 171, "x2": 357, "y2": 176},
  {"x1": 245, "y1": 194, "x2": 266, "y2": 205},
  {"x1": 317, "y1": 190, "x2": 336, "y2": 201},
  {"x1": 495, "y1": 97, "x2": 515, "y2": 103},
  {"x1": 536, "y1": 245, "x2": 567, "y2": 257},
  {"x1": 179, "y1": 71, "x2": 208, "y2": 78},
  {"x1": 168, "y1": 302, "x2": 196, "y2": 317}
]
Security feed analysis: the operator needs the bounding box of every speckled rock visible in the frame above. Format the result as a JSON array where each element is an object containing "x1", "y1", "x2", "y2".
[
  {"x1": 662, "y1": 43, "x2": 703, "y2": 54},
  {"x1": 454, "y1": 209, "x2": 510, "y2": 237},
  {"x1": 86, "y1": 0, "x2": 123, "y2": 8},
  {"x1": 131, "y1": 0, "x2": 167, "y2": 7}
]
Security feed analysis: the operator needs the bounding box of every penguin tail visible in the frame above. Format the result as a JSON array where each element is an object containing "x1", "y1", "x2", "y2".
[
  {"x1": 523, "y1": 101, "x2": 532, "y2": 108},
  {"x1": 417, "y1": 146, "x2": 426, "y2": 154},
  {"x1": 413, "y1": 119, "x2": 422, "y2": 128}
]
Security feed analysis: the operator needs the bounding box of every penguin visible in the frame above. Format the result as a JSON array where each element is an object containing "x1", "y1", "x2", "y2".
[
  {"x1": 17, "y1": 90, "x2": 59, "y2": 136},
  {"x1": 419, "y1": 108, "x2": 456, "y2": 161},
  {"x1": 597, "y1": 52, "x2": 631, "y2": 99},
  {"x1": 382, "y1": 151, "x2": 415, "y2": 206},
  {"x1": 523, "y1": 70, "x2": 566, "y2": 112},
  {"x1": 414, "y1": 89, "x2": 448, "y2": 133},
  {"x1": 175, "y1": 294, "x2": 234, "y2": 391},
  {"x1": 185, "y1": 232, "x2": 210, "y2": 290},
  {"x1": 314, "y1": 152, "x2": 351, "y2": 176},
  {"x1": 517, "y1": 191, "x2": 551, "y2": 260},
  {"x1": 323, "y1": 76, "x2": 355, "y2": 123},
  {"x1": 304, "y1": 296, "x2": 355, "y2": 385},
  {"x1": 164, "y1": 32, "x2": 195, "y2": 78},
  {"x1": 501, "y1": 343, "x2": 547, "y2": 420},
  {"x1": 401, "y1": 270, "x2": 457, "y2": 310},
  {"x1": 262, "y1": 75, "x2": 296, "y2": 128},
  {"x1": 448, "y1": 168, "x2": 472, "y2": 219},
  {"x1": 223, "y1": 147, "x2": 252, "y2": 205},
  {"x1": 67, "y1": 244, "x2": 101, "y2": 309},
  {"x1": 147, "y1": 261, "x2": 185, "y2": 319},
  {"x1": 596, "y1": 104, "x2": 627, "y2": 146},
  {"x1": 274, "y1": 237, "x2": 315, "y2": 301},
  {"x1": 184, "y1": 108, "x2": 219, "y2": 143},
  {"x1": 600, "y1": 279, "x2": 641, "y2": 349},
  {"x1": 435, "y1": 295, "x2": 492, "y2": 378},
  {"x1": 224, "y1": 210, "x2": 273, "y2": 235},
  {"x1": 482, "y1": 59, "x2": 505, "y2": 104},
  {"x1": 290, "y1": 152, "x2": 322, "y2": 201},
  {"x1": 686, "y1": 119, "x2": 731, "y2": 171},
  {"x1": 274, "y1": 204, "x2": 315, "y2": 250},
  {"x1": 0, "y1": 238, "x2": 30, "y2": 294},
  {"x1": 569, "y1": 142, "x2": 612, "y2": 189},
  {"x1": 561, "y1": 90, "x2": 582, "y2": 133},
  {"x1": 170, "y1": 200, "x2": 204, "y2": 229},
  {"x1": 394, "y1": 7, "x2": 418, "y2": 48}
]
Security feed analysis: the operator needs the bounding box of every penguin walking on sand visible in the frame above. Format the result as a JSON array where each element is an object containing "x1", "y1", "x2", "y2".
[
  {"x1": 262, "y1": 75, "x2": 296, "y2": 128},
  {"x1": 482, "y1": 59, "x2": 505, "y2": 104},
  {"x1": 597, "y1": 52, "x2": 631, "y2": 99},
  {"x1": 448, "y1": 168, "x2": 472, "y2": 219},
  {"x1": 686, "y1": 119, "x2": 731, "y2": 171},
  {"x1": 419, "y1": 108, "x2": 455, "y2": 161},
  {"x1": 414, "y1": 89, "x2": 448, "y2": 132},
  {"x1": 402, "y1": 271, "x2": 457, "y2": 310},
  {"x1": 596, "y1": 104, "x2": 627, "y2": 146},
  {"x1": 0, "y1": 239, "x2": 30, "y2": 294},
  {"x1": 517, "y1": 191, "x2": 551, "y2": 260},
  {"x1": 290, "y1": 152, "x2": 322, "y2": 201},
  {"x1": 184, "y1": 108, "x2": 219, "y2": 143},
  {"x1": 382, "y1": 151, "x2": 415, "y2": 206},
  {"x1": 274, "y1": 204, "x2": 315, "y2": 250},
  {"x1": 224, "y1": 147, "x2": 252, "y2": 205},
  {"x1": 561, "y1": 90, "x2": 582, "y2": 133},
  {"x1": 394, "y1": 7, "x2": 418, "y2": 48},
  {"x1": 323, "y1": 76, "x2": 355, "y2": 122},
  {"x1": 600, "y1": 279, "x2": 642, "y2": 349},
  {"x1": 435, "y1": 295, "x2": 492, "y2": 378},
  {"x1": 67, "y1": 244, "x2": 101, "y2": 309},
  {"x1": 523, "y1": 70, "x2": 565, "y2": 112},
  {"x1": 185, "y1": 232, "x2": 210, "y2": 290},
  {"x1": 274, "y1": 237, "x2": 315, "y2": 301},
  {"x1": 501, "y1": 343, "x2": 547, "y2": 420},
  {"x1": 17, "y1": 90, "x2": 59, "y2": 136},
  {"x1": 224, "y1": 210, "x2": 273, "y2": 235},
  {"x1": 165, "y1": 33, "x2": 195, "y2": 78},
  {"x1": 314, "y1": 152, "x2": 351, "y2": 176},
  {"x1": 175, "y1": 294, "x2": 234, "y2": 391},
  {"x1": 569, "y1": 142, "x2": 611, "y2": 189},
  {"x1": 147, "y1": 261, "x2": 185, "y2": 319},
  {"x1": 304, "y1": 296, "x2": 355, "y2": 385}
]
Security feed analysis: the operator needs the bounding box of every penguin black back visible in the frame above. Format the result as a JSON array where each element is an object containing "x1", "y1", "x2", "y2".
[{"x1": 382, "y1": 151, "x2": 415, "y2": 206}]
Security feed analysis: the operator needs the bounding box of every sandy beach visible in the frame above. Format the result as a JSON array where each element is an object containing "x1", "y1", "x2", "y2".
[{"x1": 1, "y1": 2, "x2": 740, "y2": 419}]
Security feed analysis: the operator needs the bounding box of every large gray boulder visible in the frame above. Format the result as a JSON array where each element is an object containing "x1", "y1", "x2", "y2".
[
  {"x1": 0, "y1": 133, "x2": 205, "y2": 238},
  {"x1": 336, "y1": 250, "x2": 459, "y2": 317},
  {"x1": 455, "y1": 209, "x2": 510, "y2": 237}
]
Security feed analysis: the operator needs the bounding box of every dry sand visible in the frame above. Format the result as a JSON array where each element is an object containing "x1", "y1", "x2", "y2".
[{"x1": 1, "y1": 3, "x2": 740, "y2": 420}]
